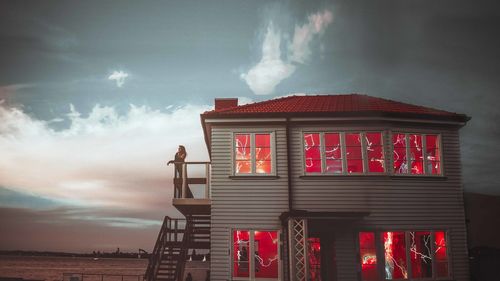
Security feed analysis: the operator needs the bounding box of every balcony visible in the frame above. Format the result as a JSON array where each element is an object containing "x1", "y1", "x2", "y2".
[{"x1": 171, "y1": 161, "x2": 211, "y2": 216}]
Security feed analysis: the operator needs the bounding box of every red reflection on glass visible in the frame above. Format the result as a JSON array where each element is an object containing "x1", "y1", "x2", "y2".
[
  {"x1": 346, "y1": 133, "x2": 363, "y2": 173},
  {"x1": 383, "y1": 231, "x2": 408, "y2": 279},
  {"x1": 366, "y1": 133, "x2": 385, "y2": 173},
  {"x1": 256, "y1": 134, "x2": 272, "y2": 174},
  {"x1": 235, "y1": 134, "x2": 252, "y2": 174},
  {"x1": 254, "y1": 231, "x2": 279, "y2": 278},
  {"x1": 393, "y1": 134, "x2": 407, "y2": 174},
  {"x1": 426, "y1": 135, "x2": 441, "y2": 174},
  {"x1": 410, "y1": 231, "x2": 432, "y2": 278},
  {"x1": 255, "y1": 134, "x2": 270, "y2": 147},
  {"x1": 233, "y1": 230, "x2": 250, "y2": 278},
  {"x1": 305, "y1": 133, "x2": 322, "y2": 173},
  {"x1": 359, "y1": 232, "x2": 378, "y2": 281},
  {"x1": 325, "y1": 133, "x2": 342, "y2": 173},
  {"x1": 410, "y1": 134, "x2": 423, "y2": 174},
  {"x1": 308, "y1": 237, "x2": 321, "y2": 281},
  {"x1": 435, "y1": 231, "x2": 448, "y2": 277}
]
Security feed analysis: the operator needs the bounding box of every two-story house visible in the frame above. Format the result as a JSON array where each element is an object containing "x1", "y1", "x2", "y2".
[{"x1": 145, "y1": 94, "x2": 470, "y2": 281}]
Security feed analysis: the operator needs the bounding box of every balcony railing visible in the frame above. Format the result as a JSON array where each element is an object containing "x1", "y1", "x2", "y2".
[{"x1": 172, "y1": 161, "x2": 211, "y2": 199}]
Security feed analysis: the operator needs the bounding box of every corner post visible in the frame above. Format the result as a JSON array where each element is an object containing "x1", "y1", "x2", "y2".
[{"x1": 182, "y1": 163, "x2": 187, "y2": 198}]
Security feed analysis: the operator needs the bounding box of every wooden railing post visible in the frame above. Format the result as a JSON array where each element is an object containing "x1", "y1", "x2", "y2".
[{"x1": 182, "y1": 163, "x2": 187, "y2": 198}]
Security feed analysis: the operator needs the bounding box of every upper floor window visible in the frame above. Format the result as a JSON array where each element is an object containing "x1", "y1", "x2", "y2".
[
  {"x1": 392, "y1": 133, "x2": 442, "y2": 175},
  {"x1": 303, "y1": 132, "x2": 385, "y2": 174},
  {"x1": 234, "y1": 133, "x2": 273, "y2": 175}
]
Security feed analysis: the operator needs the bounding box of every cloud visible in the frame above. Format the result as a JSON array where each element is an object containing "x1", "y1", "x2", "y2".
[
  {"x1": 0, "y1": 102, "x2": 211, "y2": 216},
  {"x1": 108, "y1": 70, "x2": 129, "y2": 87},
  {"x1": 289, "y1": 10, "x2": 333, "y2": 64},
  {"x1": 240, "y1": 23, "x2": 296, "y2": 95},
  {"x1": 241, "y1": 10, "x2": 333, "y2": 95}
]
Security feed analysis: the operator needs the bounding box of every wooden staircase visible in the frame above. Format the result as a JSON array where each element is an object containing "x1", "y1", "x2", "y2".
[
  {"x1": 145, "y1": 215, "x2": 211, "y2": 281},
  {"x1": 145, "y1": 161, "x2": 211, "y2": 281}
]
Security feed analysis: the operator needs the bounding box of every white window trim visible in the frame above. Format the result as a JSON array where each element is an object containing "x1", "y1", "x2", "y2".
[
  {"x1": 390, "y1": 132, "x2": 444, "y2": 176},
  {"x1": 230, "y1": 229, "x2": 282, "y2": 281},
  {"x1": 302, "y1": 131, "x2": 388, "y2": 175},
  {"x1": 232, "y1": 131, "x2": 277, "y2": 176}
]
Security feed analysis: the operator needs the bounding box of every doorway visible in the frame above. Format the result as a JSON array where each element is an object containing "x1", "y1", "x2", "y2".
[{"x1": 307, "y1": 234, "x2": 337, "y2": 281}]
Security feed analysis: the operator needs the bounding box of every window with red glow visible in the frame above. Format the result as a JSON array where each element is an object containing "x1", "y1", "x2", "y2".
[
  {"x1": 233, "y1": 230, "x2": 250, "y2": 278},
  {"x1": 409, "y1": 135, "x2": 424, "y2": 174},
  {"x1": 254, "y1": 231, "x2": 279, "y2": 278},
  {"x1": 384, "y1": 231, "x2": 408, "y2": 279},
  {"x1": 365, "y1": 133, "x2": 385, "y2": 173},
  {"x1": 232, "y1": 230, "x2": 279, "y2": 280},
  {"x1": 234, "y1": 133, "x2": 273, "y2": 175},
  {"x1": 434, "y1": 231, "x2": 449, "y2": 277},
  {"x1": 393, "y1": 134, "x2": 408, "y2": 174},
  {"x1": 303, "y1": 132, "x2": 385, "y2": 175},
  {"x1": 255, "y1": 134, "x2": 272, "y2": 174},
  {"x1": 345, "y1": 133, "x2": 363, "y2": 173},
  {"x1": 304, "y1": 133, "x2": 322, "y2": 173},
  {"x1": 325, "y1": 133, "x2": 343, "y2": 173},
  {"x1": 426, "y1": 135, "x2": 441, "y2": 175},
  {"x1": 358, "y1": 231, "x2": 450, "y2": 280},
  {"x1": 359, "y1": 232, "x2": 378, "y2": 281},
  {"x1": 410, "y1": 231, "x2": 432, "y2": 278},
  {"x1": 392, "y1": 133, "x2": 442, "y2": 175},
  {"x1": 235, "y1": 134, "x2": 252, "y2": 174},
  {"x1": 308, "y1": 237, "x2": 322, "y2": 281}
]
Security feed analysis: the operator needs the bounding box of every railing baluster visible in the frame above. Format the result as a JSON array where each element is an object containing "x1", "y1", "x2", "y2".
[{"x1": 182, "y1": 163, "x2": 187, "y2": 198}]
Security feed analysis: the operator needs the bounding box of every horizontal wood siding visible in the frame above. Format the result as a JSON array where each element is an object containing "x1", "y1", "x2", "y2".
[
  {"x1": 209, "y1": 122, "x2": 469, "y2": 281},
  {"x1": 210, "y1": 126, "x2": 289, "y2": 281},
  {"x1": 291, "y1": 124, "x2": 469, "y2": 281}
]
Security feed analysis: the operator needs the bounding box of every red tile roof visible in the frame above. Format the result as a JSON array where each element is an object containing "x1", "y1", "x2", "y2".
[{"x1": 201, "y1": 94, "x2": 469, "y2": 122}]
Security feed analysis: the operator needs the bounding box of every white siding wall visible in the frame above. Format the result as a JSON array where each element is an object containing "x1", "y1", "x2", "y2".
[
  {"x1": 210, "y1": 126, "x2": 289, "y2": 281},
  {"x1": 209, "y1": 122, "x2": 469, "y2": 281}
]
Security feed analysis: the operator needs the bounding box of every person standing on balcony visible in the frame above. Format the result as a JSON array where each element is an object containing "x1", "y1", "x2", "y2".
[
  {"x1": 168, "y1": 145, "x2": 187, "y2": 197},
  {"x1": 168, "y1": 145, "x2": 187, "y2": 177}
]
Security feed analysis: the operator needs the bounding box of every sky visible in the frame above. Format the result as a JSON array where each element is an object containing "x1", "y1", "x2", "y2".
[{"x1": 0, "y1": 0, "x2": 499, "y2": 252}]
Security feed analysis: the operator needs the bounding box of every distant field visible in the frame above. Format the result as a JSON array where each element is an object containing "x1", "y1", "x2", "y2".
[{"x1": 0, "y1": 256, "x2": 147, "y2": 281}]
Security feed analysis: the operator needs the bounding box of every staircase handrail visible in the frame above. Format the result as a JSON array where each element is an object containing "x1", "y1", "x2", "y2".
[
  {"x1": 175, "y1": 216, "x2": 192, "y2": 281},
  {"x1": 144, "y1": 216, "x2": 186, "y2": 281}
]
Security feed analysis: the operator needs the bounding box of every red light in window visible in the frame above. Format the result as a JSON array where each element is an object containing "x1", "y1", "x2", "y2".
[
  {"x1": 384, "y1": 231, "x2": 408, "y2": 279},
  {"x1": 359, "y1": 232, "x2": 378, "y2": 281},
  {"x1": 305, "y1": 133, "x2": 322, "y2": 173}
]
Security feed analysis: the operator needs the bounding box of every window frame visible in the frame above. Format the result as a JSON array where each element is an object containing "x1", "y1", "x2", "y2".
[
  {"x1": 230, "y1": 228, "x2": 282, "y2": 281},
  {"x1": 356, "y1": 230, "x2": 452, "y2": 281},
  {"x1": 390, "y1": 132, "x2": 444, "y2": 176},
  {"x1": 232, "y1": 131, "x2": 277, "y2": 176},
  {"x1": 302, "y1": 131, "x2": 388, "y2": 175}
]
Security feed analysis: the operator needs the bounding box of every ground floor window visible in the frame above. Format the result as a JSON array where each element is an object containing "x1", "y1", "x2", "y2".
[
  {"x1": 358, "y1": 231, "x2": 449, "y2": 280},
  {"x1": 232, "y1": 229, "x2": 280, "y2": 280}
]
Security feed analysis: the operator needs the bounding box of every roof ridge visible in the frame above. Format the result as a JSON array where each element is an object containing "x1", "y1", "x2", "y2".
[{"x1": 204, "y1": 93, "x2": 361, "y2": 114}]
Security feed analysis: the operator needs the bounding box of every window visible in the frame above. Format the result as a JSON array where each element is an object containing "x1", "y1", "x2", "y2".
[
  {"x1": 304, "y1": 132, "x2": 385, "y2": 174},
  {"x1": 359, "y1": 232, "x2": 378, "y2": 281},
  {"x1": 234, "y1": 133, "x2": 273, "y2": 175},
  {"x1": 232, "y1": 230, "x2": 280, "y2": 280},
  {"x1": 358, "y1": 231, "x2": 450, "y2": 280},
  {"x1": 392, "y1": 133, "x2": 442, "y2": 175}
]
